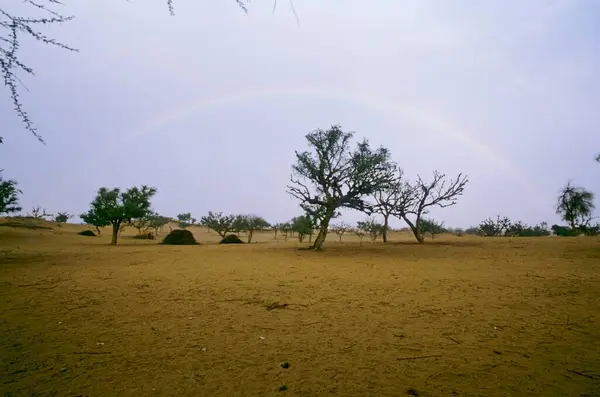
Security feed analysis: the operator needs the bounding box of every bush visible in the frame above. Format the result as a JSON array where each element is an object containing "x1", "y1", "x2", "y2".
[
  {"x1": 133, "y1": 231, "x2": 155, "y2": 240},
  {"x1": 78, "y1": 229, "x2": 97, "y2": 237},
  {"x1": 162, "y1": 229, "x2": 198, "y2": 245},
  {"x1": 219, "y1": 234, "x2": 244, "y2": 244}
]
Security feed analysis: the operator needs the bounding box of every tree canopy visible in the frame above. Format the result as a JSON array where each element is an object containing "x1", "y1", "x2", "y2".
[
  {"x1": 287, "y1": 124, "x2": 396, "y2": 250},
  {"x1": 556, "y1": 182, "x2": 596, "y2": 229},
  {"x1": 80, "y1": 185, "x2": 157, "y2": 245},
  {"x1": 0, "y1": 171, "x2": 21, "y2": 215}
]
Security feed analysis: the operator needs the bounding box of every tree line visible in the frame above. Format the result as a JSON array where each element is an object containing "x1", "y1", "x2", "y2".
[{"x1": 1, "y1": 126, "x2": 598, "y2": 247}]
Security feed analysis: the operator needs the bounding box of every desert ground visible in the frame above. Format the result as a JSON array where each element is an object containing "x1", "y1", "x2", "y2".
[{"x1": 1, "y1": 221, "x2": 599, "y2": 397}]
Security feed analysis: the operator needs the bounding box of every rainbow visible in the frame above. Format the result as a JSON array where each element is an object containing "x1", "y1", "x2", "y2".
[{"x1": 118, "y1": 85, "x2": 539, "y2": 196}]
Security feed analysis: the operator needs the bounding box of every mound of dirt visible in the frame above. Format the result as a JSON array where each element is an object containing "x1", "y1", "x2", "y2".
[
  {"x1": 78, "y1": 230, "x2": 97, "y2": 237},
  {"x1": 162, "y1": 229, "x2": 198, "y2": 245},
  {"x1": 219, "y1": 234, "x2": 244, "y2": 244}
]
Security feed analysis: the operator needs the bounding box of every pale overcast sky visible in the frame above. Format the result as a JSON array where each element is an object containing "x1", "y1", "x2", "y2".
[{"x1": 1, "y1": 0, "x2": 599, "y2": 228}]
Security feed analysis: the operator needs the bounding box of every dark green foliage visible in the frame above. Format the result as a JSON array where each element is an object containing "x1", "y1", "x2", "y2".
[
  {"x1": 55, "y1": 212, "x2": 71, "y2": 223},
  {"x1": 200, "y1": 211, "x2": 235, "y2": 238},
  {"x1": 551, "y1": 225, "x2": 581, "y2": 237},
  {"x1": 479, "y1": 216, "x2": 551, "y2": 237},
  {"x1": 291, "y1": 215, "x2": 314, "y2": 242},
  {"x1": 162, "y1": 229, "x2": 198, "y2": 245},
  {"x1": 219, "y1": 234, "x2": 244, "y2": 244},
  {"x1": 133, "y1": 232, "x2": 155, "y2": 240},
  {"x1": 78, "y1": 230, "x2": 97, "y2": 237},
  {"x1": 81, "y1": 185, "x2": 157, "y2": 245},
  {"x1": 287, "y1": 125, "x2": 396, "y2": 250},
  {"x1": 0, "y1": 171, "x2": 22, "y2": 215},
  {"x1": 418, "y1": 218, "x2": 446, "y2": 239}
]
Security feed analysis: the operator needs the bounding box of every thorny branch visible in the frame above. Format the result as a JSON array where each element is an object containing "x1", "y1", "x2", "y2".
[{"x1": 1, "y1": 0, "x2": 254, "y2": 144}]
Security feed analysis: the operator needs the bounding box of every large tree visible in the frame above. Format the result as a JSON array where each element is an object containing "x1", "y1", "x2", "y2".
[
  {"x1": 286, "y1": 125, "x2": 396, "y2": 250},
  {"x1": 0, "y1": 171, "x2": 21, "y2": 215},
  {"x1": 1, "y1": 0, "x2": 250, "y2": 144},
  {"x1": 389, "y1": 171, "x2": 468, "y2": 244},
  {"x1": 556, "y1": 181, "x2": 595, "y2": 230},
  {"x1": 80, "y1": 185, "x2": 157, "y2": 245}
]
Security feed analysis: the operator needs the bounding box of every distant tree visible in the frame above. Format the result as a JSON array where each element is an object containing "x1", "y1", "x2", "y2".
[
  {"x1": 147, "y1": 213, "x2": 170, "y2": 235},
  {"x1": 357, "y1": 218, "x2": 385, "y2": 242},
  {"x1": 556, "y1": 182, "x2": 595, "y2": 230},
  {"x1": 332, "y1": 222, "x2": 351, "y2": 242},
  {"x1": 595, "y1": 153, "x2": 600, "y2": 163},
  {"x1": 0, "y1": 172, "x2": 22, "y2": 215},
  {"x1": 200, "y1": 211, "x2": 235, "y2": 238},
  {"x1": 354, "y1": 228, "x2": 367, "y2": 245},
  {"x1": 131, "y1": 216, "x2": 150, "y2": 234},
  {"x1": 478, "y1": 215, "x2": 512, "y2": 237},
  {"x1": 373, "y1": 167, "x2": 404, "y2": 242},
  {"x1": 391, "y1": 171, "x2": 468, "y2": 244},
  {"x1": 27, "y1": 205, "x2": 53, "y2": 220},
  {"x1": 237, "y1": 215, "x2": 270, "y2": 243},
  {"x1": 80, "y1": 185, "x2": 156, "y2": 245},
  {"x1": 55, "y1": 212, "x2": 71, "y2": 223},
  {"x1": 279, "y1": 222, "x2": 293, "y2": 241},
  {"x1": 287, "y1": 124, "x2": 396, "y2": 250},
  {"x1": 272, "y1": 223, "x2": 281, "y2": 240},
  {"x1": 177, "y1": 213, "x2": 196, "y2": 229},
  {"x1": 291, "y1": 215, "x2": 313, "y2": 242},
  {"x1": 419, "y1": 218, "x2": 445, "y2": 239}
]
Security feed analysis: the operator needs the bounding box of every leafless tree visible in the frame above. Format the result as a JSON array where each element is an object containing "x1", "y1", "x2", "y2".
[{"x1": 391, "y1": 171, "x2": 468, "y2": 244}]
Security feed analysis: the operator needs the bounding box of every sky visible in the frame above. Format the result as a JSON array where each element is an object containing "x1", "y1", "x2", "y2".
[{"x1": 1, "y1": 0, "x2": 599, "y2": 228}]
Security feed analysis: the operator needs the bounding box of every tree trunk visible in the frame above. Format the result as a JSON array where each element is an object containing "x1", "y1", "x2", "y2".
[
  {"x1": 110, "y1": 222, "x2": 120, "y2": 245},
  {"x1": 338, "y1": 234, "x2": 342, "y2": 242},
  {"x1": 95, "y1": 225, "x2": 101, "y2": 235},
  {"x1": 248, "y1": 230, "x2": 253, "y2": 243},
  {"x1": 383, "y1": 214, "x2": 389, "y2": 243},
  {"x1": 274, "y1": 229, "x2": 278, "y2": 240},
  {"x1": 403, "y1": 215, "x2": 424, "y2": 244},
  {"x1": 309, "y1": 232, "x2": 313, "y2": 243},
  {"x1": 311, "y1": 210, "x2": 334, "y2": 250}
]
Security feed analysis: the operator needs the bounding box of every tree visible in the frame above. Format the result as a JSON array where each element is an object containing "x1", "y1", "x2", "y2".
[
  {"x1": 200, "y1": 211, "x2": 235, "y2": 238},
  {"x1": 0, "y1": 172, "x2": 22, "y2": 215},
  {"x1": 354, "y1": 228, "x2": 367, "y2": 245},
  {"x1": 391, "y1": 171, "x2": 468, "y2": 244},
  {"x1": 286, "y1": 124, "x2": 396, "y2": 250},
  {"x1": 556, "y1": 182, "x2": 596, "y2": 230},
  {"x1": 357, "y1": 218, "x2": 385, "y2": 242},
  {"x1": 81, "y1": 185, "x2": 156, "y2": 245},
  {"x1": 80, "y1": 209, "x2": 109, "y2": 235},
  {"x1": 478, "y1": 215, "x2": 512, "y2": 237},
  {"x1": 332, "y1": 222, "x2": 351, "y2": 242},
  {"x1": 237, "y1": 215, "x2": 270, "y2": 243},
  {"x1": 28, "y1": 205, "x2": 52, "y2": 220},
  {"x1": 55, "y1": 212, "x2": 71, "y2": 223},
  {"x1": 279, "y1": 222, "x2": 293, "y2": 241},
  {"x1": 419, "y1": 218, "x2": 445, "y2": 239},
  {"x1": 147, "y1": 213, "x2": 170, "y2": 235},
  {"x1": 1, "y1": 0, "x2": 250, "y2": 144},
  {"x1": 177, "y1": 213, "x2": 196, "y2": 229},
  {"x1": 291, "y1": 215, "x2": 314, "y2": 242},
  {"x1": 373, "y1": 167, "x2": 404, "y2": 242}
]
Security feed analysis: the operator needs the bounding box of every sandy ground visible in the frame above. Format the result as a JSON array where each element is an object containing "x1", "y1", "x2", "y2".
[{"x1": 1, "y1": 223, "x2": 599, "y2": 397}]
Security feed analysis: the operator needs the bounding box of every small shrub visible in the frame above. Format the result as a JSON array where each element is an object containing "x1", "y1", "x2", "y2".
[
  {"x1": 162, "y1": 229, "x2": 198, "y2": 245},
  {"x1": 78, "y1": 230, "x2": 97, "y2": 237},
  {"x1": 219, "y1": 234, "x2": 244, "y2": 244},
  {"x1": 133, "y1": 231, "x2": 155, "y2": 240}
]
